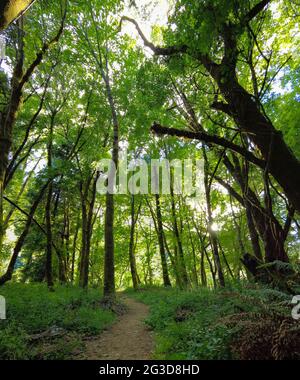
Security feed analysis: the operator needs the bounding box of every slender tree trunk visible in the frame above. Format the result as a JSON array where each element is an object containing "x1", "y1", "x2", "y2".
[
  {"x1": 0, "y1": 182, "x2": 49, "y2": 285},
  {"x1": 203, "y1": 148, "x2": 225, "y2": 287},
  {"x1": 128, "y1": 195, "x2": 140, "y2": 290},
  {"x1": 102, "y1": 68, "x2": 119, "y2": 300},
  {"x1": 169, "y1": 176, "x2": 189, "y2": 287},
  {"x1": 71, "y1": 217, "x2": 80, "y2": 284},
  {"x1": 45, "y1": 181, "x2": 54, "y2": 289},
  {"x1": 193, "y1": 220, "x2": 211, "y2": 287},
  {"x1": 163, "y1": 231, "x2": 181, "y2": 287},
  {"x1": 79, "y1": 172, "x2": 99, "y2": 288},
  {"x1": 104, "y1": 192, "x2": 116, "y2": 297},
  {"x1": 145, "y1": 239, "x2": 153, "y2": 286},
  {"x1": 187, "y1": 220, "x2": 199, "y2": 287},
  {"x1": 79, "y1": 184, "x2": 88, "y2": 287},
  {"x1": 219, "y1": 243, "x2": 234, "y2": 279},
  {"x1": 155, "y1": 194, "x2": 171, "y2": 287},
  {"x1": 200, "y1": 248, "x2": 207, "y2": 287},
  {"x1": 45, "y1": 113, "x2": 55, "y2": 289},
  {"x1": 245, "y1": 202, "x2": 262, "y2": 260}
]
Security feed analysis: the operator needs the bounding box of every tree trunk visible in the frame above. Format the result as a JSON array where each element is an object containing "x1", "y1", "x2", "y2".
[
  {"x1": 45, "y1": 112, "x2": 55, "y2": 289},
  {"x1": 45, "y1": 181, "x2": 54, "y2": 289},
  {"x1": 223, "y1": 154, "x2": 288, "y2": 263},
  {"x1": 128, "y1": 195, "x2": 140, "y2": 290},
  {"x1": 211, "y1": 67, "x2": 300, "y2": 213},
  {"x1": 203, "y1": 148, "x2": 225, "y2": 287},
  {"x1": 169, "y1": 175, "x2": 189, "y2": 287},
  {"x1": 0, "y1": 182, "x2": 49, "y2": 285},
  {"x1": 155, "y1": 194, "x2": 171, "y2": 287},
  {"x1": 200, "y1": 248, "x2": 207, "y2": 287},
  {"x1": 245, "y1": 202, "x2": 262, "y2": 261},
  {"x1": 102, "y1": 67, "x2": 119, "y2": 300},
  {"x1": 145, "y1": 239, "x2": 153, "y2": 286},
  {"x1": 79, "y1": 171, "x2": 99, "y2": 288},
  {"x1": 71, "y1": 217, "x2": 80, "y2": 283},
  {"x1": 187, "y1": 219, "x2": 199, "y2": 287},
  {"x1": 104, "y1": 192, "x2": 116, "y2": 297}
]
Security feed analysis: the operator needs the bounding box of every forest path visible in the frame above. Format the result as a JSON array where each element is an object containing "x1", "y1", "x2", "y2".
[{"x1": 81, "y1": 296, "x2": 154, "y2": 360}]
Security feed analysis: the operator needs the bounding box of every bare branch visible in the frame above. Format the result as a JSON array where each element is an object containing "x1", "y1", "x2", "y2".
[{"x1": 120, "y1": 16, "x2": 188, "y2": 56}]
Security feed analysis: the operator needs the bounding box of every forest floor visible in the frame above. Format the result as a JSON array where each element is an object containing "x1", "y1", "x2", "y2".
[
  {"x1": 79, "y1": 296, "x2": 154, "y2": 360},
  {"x1": 1, "y1": 284, "x2": 299, "y2": 360}
]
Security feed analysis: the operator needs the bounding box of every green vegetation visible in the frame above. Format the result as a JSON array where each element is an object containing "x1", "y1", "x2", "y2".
[
  {"x1": 0, "y1": 0, "x2": 299, "y2": 361},
  {"x1": 0, "y1": 284, "x2": 115, "y2": 359},
  {"x1": 127, "y1": 284, "x2": 300, "y2": 360}
]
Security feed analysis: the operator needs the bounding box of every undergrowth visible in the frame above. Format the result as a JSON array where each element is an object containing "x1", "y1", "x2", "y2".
[
  {"x1": 0, "y1": 284, "x2": 115, "y2": 360},
  {"x1": 126, "y1": 283, "x2": 300, "y2": 360}
]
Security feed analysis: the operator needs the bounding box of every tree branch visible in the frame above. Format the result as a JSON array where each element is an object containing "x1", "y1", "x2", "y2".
[
  {"x1": 151, "y1": 122, "x2": 266, "y2": 169},
  {"x1": 243, "y1": 0, "x2": 272, "y2": 25},
  {"x1": 214, "y1": 175, "x2": 244, "y2": 205},
  {"x1": 211, "y1": 101, "x2": 236, "y2": 117},
  {"x1": 3, "y1": 195, "x2": 47, "y2": 237},
  {"x1": 120, "y1": 16, "x2": 187, "y2": 56},
  {"x1": 19, "y1": 8, "x2": 67, "y2": 90},
  {"x1": 119, "y1": 16, "x2": 219, "y2": 76}
]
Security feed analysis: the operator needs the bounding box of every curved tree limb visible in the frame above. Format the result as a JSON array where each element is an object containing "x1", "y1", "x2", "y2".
[
  {"x1": 119, "y1": 15, "x2": 219, "y2": 75},
  {"x1": 120, "y1": 16, "x2": 187, "y2": 56},
  {"x1": 151, "y1": 122, "x2": 266, "y2": 169}
]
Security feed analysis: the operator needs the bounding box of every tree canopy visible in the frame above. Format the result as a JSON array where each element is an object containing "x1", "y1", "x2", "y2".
[{"x1": 0, "y1": 0, "x2": 299, "y2": 294}]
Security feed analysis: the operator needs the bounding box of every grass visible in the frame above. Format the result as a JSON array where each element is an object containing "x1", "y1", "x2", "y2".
[
  {"x1": 1, "y1": 282, "x2": 299, "y2": 360},
  {"x1": 0, "y1": 284, "x2": 115, "y2": 360},
  {"x1": 126, "y1": 283, "x2": 299, "y2": 360}
]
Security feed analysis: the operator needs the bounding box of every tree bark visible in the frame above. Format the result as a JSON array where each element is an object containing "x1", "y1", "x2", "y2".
[
  {"x1": 71, "y1": 217, "x2": 80, "y2": 283},
  {"x1": 128, "y1": 195, "x2": 140, "y2": 290},
  {"x1": 155, "y1": 194, "x2": 171, "y2": 287},
  {"x1": 101, "y1": 59, "x2": 119, "y2": 300},
  {"x1": 169, "y1": 175, "x2": 189, "y2": 287},
  {"x1": 0, "y1": 182, "x2": 49, "y2": 285},
  {"x1": 79, "y1": 171, "x2": 99, "y2": 288},
  {"x1": 203, "y1": 148, "x2": 225, "y2": 287},
  {"x1": 223, "y1": 154, "x2": 288, "y2": 263},
  {"x1": 187, "y1": 219, "x2": 199, "y2": 287},
  {"x1": 45, "y1": 112, "x2": 55, "y2": 289},
  {"x1": 214, "y1": 73, "x2": 300, "y2": 213}
]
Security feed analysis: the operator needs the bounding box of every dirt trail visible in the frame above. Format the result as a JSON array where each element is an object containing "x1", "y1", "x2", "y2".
[{"x1": 81, "y1": 297, "x2": 154, "y2": 360}]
